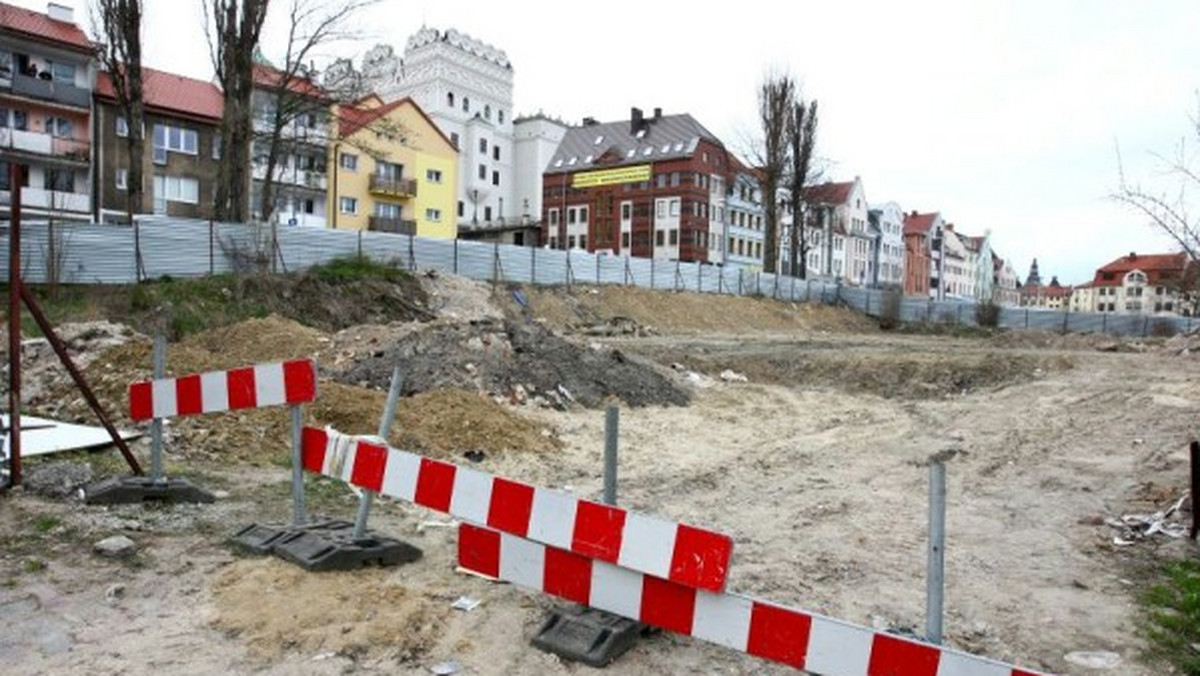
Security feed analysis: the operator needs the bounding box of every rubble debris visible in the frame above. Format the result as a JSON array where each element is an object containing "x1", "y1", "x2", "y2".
[
  {"x1": 1105, "y1": 493, "x2": 1190, "y2": 543},
  {"x1": 93, "y1": 535, "x2": 138, "y2": 558}
]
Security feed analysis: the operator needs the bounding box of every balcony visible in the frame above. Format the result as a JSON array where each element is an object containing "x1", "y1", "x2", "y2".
[
  {"x1": 368, "y1": 175, "x2": 417, "y2": 198},
  {"x1": 251, "y1": 163, "x2": 328, "y2": 191},
  {"x1": 0, "y1": 128, "x2": 89, "y2": 164},
  {"x1": 2, "y1": 187, "x2": 90, "y2": 213},
  {"x1": 368, "y1": 216, "x2": 417, "y2": 235},
  {"x1": 8, "y1": 72, "x2": 90, "y2": 108}
]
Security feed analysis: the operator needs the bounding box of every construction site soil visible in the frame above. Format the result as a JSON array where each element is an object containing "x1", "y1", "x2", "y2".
[{"x1": 1, "y1": 272, "x2": 1198, "y2": 676}]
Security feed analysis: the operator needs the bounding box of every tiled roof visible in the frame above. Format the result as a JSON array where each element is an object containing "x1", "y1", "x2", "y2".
[
  {"x1": 546, "y1": 112, "x2": 723, "y2": 174},
  {"x1": 0, "y1": 2, "x2": 91, "y2": 53},
  {"x1": 253, "y1": 64, "x2": 325, "y2": 98},
  {"x1": 336, "y1": 96, "x2": 456, "y2": 150},
  {"x1": 903, "y1": 212, "x2": 938, "y2": 236},
  {"x1": 1091, "y1": 252, "x2": 1189, "y2": 287},
  {"x1": 802, "y1": 181, "x2": 854, "y2": 205},
  {"x1": 97, "y1": 67, "x2": 223, "y2": 121}
]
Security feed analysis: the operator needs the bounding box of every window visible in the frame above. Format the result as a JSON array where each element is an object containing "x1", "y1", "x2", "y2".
[
  {"x1": 151, "y1": 124, "x2": 198, "y2": 160},
  {"x1": 568, "y1": 235, "x2": 576, "y2": 248},
  {"x1": 303, "y1": 199, "x2": 314, "y2": 214},
  {"x1": 463, "y1": 97, "x2": 470, "y2": 112},
  {"x1": 376, "y1": 202, "x2": 402, "y2": 219},
  {"x1": 478, "y1": 164, "x2": 487, "y2": 180},
  {"x1": 656, "y1": 174, "x2": 666, "y2": 189},
  {"x1": 339, "y1": 196, "x2": 358, "y2": 214},
  {"x1": 116, "y1": 116, "x2": 129, "y2": 137},
  {"x1": 498, "y1": 110, "x2": 505, "y2": 124},
  {"x1": 376, "y1": 160, "x2": 402, "y2": 180},
  {"x1": 670, "y1": 172, "x2": 680, "y2": 187},
  {"x1": 493, "y1": 146, "x2": 500, "y2": 161},
  {"x1": 50, "y1": 62, "x2": 75, "y2": 83},
  {"x1": 549, "y1": 236, "x2": 557, "y2": 248},
  {"x1": 484, "y1": 104, "x2": 491, "y2": 120},
  {"x1": 669, "y1": 229, "x2": 678, "y2": 245},
  {"x1": 669, "y1": 199, "x2": 679, "y2": 217},
  {"x1": 44, "y1": 169, "x2": 74, "y2": 192},
  {"x1": 656, "y1": 230, "x2": 665, "y2": 246},
  {"x1": 450, "y1": 132, "x2": 459, "y2": 149},
  {"x1": 457, "y1": 201, "x2": 464, "y2": 217},
  {"x1": 568, "y1": 208, "x2": 577, "y2": 224},
  {"x1": 12, "y1": 109, "x2": 26, "y2": 131},
  {"x1": 116, "y1": 168, "x2": 128, "y2": 191},
  {"x1": 152, "y1": 175, "x2": 199, "y2": 203},
  {"x1": 549, "y1": 208, "x2": 559, "y2": 226},
  {"x1": 1156, "y1": 286, "x2": 1164, "y2": 295},
  {"x1": 212, "y1": 133, "x2": 221, "y2": 160},
  {"x1": 579, "y1": 234, "x2": 587, "y2": 249},
  {"x1": 621, "y1": 203, "x2": 632, "y2": 221},
  {"x1": 622, "y1": 232, "x2": 630, "y2": 248},
  {"x1": 480, "y1": 138, "x2": 488, "y2": 154},
  {"x1": 340, "y1": 152, "x2": 358, "y2": 171},
  {"x1": 47, "y1": 116, "x2": 72, "y2": 138},
  {"x1": 447, "y1": 92, "x2": 455, "y2": 108},
  {"x1": 656, "y1": 201, "x2": 665, "y2": 218},
  {"x1": 426, "y1": 169, "x2": 443, "y2": 183},
  {"x1": 492, "y1": 170, "x2": 500, "y2": 186},
  {"x1": 485, "y1": 206, "x2": 492, "y2": 221}
]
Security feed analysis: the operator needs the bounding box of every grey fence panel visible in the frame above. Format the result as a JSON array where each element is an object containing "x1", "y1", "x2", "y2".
[
  {"x1": 532, "y1": 248, "x2": 568, "y2": 286},
  {"x1": 451, "y1": 239, "x2": 494, "y2": 281},
  {"x1": 598, "y1": 253, "x2": 626, "y2": 286},
  {"x1": 359, "y1": 230, "x2": 409, "y2": 267},
  {"x1": 625, "y1": 256, "x2": 652, "y2": 289},
  {"x1": 566, "y1": 251, "x2": 594, "y2": 287},
  {"x1": 495, "y1": 243, "x2": 532, "y2": 284}
]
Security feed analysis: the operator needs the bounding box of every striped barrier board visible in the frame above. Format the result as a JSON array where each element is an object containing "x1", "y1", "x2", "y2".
[
  {"x1": 301, "y1": 426, "x2": 734, "y2": 592},
  {"x1": 458, "y1": 523, "x2": 1052, "y2": 676},
  {"x1": 129, "y1": 359, "x2": 317, "y2": 421}
]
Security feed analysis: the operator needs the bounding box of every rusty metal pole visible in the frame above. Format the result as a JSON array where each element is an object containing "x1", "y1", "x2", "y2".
[
  {"x1": 19, "y1": 283, "x2": 142, "y2": 475},
  {"x1": 7, "y1": 162, "x2": 23, "y2": 487},
  {"x1": 1191, "y1": 441, "x2": 1199, "y2": 541}
]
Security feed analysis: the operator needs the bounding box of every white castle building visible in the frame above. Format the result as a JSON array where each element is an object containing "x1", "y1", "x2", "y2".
[{"x1": 346, "y1": 28, "x2": 565, "y2": 241}]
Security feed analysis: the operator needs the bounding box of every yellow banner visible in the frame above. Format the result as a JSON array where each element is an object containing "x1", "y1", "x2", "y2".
[{"x1": 571, "y1": 164, "x2": 652, "y2": 189}]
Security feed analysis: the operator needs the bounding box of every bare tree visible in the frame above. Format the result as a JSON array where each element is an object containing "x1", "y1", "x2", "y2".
[
  {"x1": 755, "y1": 72, "x2": 794, "y2": 274},
  {"x1": 253, "y1": 0, "x2": 377, "y2": 225},
  {"x1": 92, "y1": 0, "x2": 144, "y2": 223},
  {"x1": 786, "y1": 97, "x2": 818, "y2": 279},
  {"x1": 1114, "y1": 105, "x2": 1200, "y2": 264},
  {"x1": 205, "y1": 0, "x2": 270, "y2": 223}
]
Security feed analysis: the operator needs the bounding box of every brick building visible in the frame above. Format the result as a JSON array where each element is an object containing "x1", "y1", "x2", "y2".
[{"x1": 541, "y1": 107, "x2": 730, "y2": 263}]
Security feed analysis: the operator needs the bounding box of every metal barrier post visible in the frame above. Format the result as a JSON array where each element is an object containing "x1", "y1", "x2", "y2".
[
  {"x1": 927, "y1": 458, "x2": 946, "y2": 644},
  {"x1": 531, "y1": 245, "x2": 536, "y2": 284},
  {"x1": 603, "y1": 406, "x2": 618, "y2": 506},
  {"x1": 290, "y1": 403, "x2": 305, "y2": 526},
  {"x1": 353, "y1": 366, "x2": 403, "y2": 539},
  {"x1": 150, "y1": 334, "x2": 167, "y2": 483},
  {"x1": 453, "y1": 238, "x2": 459, "y2": 274}
]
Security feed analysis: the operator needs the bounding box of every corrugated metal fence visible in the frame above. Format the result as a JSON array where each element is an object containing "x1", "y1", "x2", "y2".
[{"x1": 1, "y1": 218, "x2": 1195, "y2": 337}]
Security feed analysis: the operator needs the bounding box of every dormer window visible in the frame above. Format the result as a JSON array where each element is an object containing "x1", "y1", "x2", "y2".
[
  {"x1": 447, "y1": 92, "x2": 455, "y2": 108},
  {"x1": 462, "y1": 97, "x2": 470, "y2": 112}
]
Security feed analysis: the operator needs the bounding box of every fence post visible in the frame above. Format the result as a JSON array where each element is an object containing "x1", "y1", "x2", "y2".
[
  {"x1": 1102, "y1": 311, "x2": 1107, "y2": 334},
  {"x1": 624, "y1": 257, "x2": 632, "y2": 286},
  {"x1": 596, "y1": 252, "x2": 601, "y2": 285},
  {"x1": 756, "y1": 272, "x2": 761, "y2": 296},
  {"x1": 408, "y1": 234, "x2": 416, "y2": 271},
  {"x1": 353, "y1": 366, "x2": 403, "y2": 540},
  {"x1": 1190, "y1": 441, "x2": 1199, "y2": 541},
  {"x1": 738, "y1": 268, "x2": 743, "y2": 296},
  {"x1": 566, "y1": 249, "x2": 573, "y2": 290},
  {"x1": 1143, "y1": 315, "x2": 1150, "y2": 337},
  {"x1": 208, "y1": 220, "x2": 215, "y2": 275},
  {"x1": 530, "y1": 245, "x2": 536, "y2": 284},
  {"x1": 927, "y1": 458, "x2": 947, "y2": 644},
  {"x1": 806, "y1": 280, "x2": 812, "y2": 303},
  {"x1": 790, "y1": 277, "x2": 795, "y2": 302},
  {"x1": 865, "y1": 291, "x2": 871, "y2": 316},
  {"x1": 1062, "y1": 308, "x2": 1070, "y2": 333},
  {"x1": 453, "y1": 238, "x2": 459, "y2": 274},
  {"x1": 674, "y1": 260, "x2": 681, "y2": 292},
  {"x1": 270, "y1": 221, "x2": 278, "y2": 274},
  {"x1": 650, "y1": 257, "x2": 655, "y2": 290},
  {"x1": 957, "y1": 303, "x2": 963, "y2": 325},
  {"x1": 718, "y1": 267, "x2": 724, "y2": 294},
  {"x1": 150, "y1": 334, "x2": 166, "y2": 483},
  {"x1": 697, "y1": 260, "x2": 702, "y2": 292},
  {"x1": 493, "y1": 241, "x2": 500, "y2": 283},
  {"x1": 356, "y1": 230, "x2": 363, "y2": 260},
  {"x1": 1024, "y1": 308, "x2": 1029, "y2": 329}
]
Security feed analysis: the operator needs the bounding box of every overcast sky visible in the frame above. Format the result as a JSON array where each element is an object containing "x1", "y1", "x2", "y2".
[{"x1": 23, "y1": 0, "x2": 1200, "y2": 283}]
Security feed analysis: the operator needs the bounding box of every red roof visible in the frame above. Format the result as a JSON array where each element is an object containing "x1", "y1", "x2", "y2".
[
  {"x1": 0, "y1": 2, "x2": 91, "y2": 53},
  {"x1": 97, "y1": 67, "x2": 223, "y2": 122},
  {"x1": 336, "y1": 96, "x2": 457, "y2": 151},
  {"x1": 252, "y1": 64, "x2": 325, "y2": 98},
  {"x1": 802, "y1": 180, "x2": 854, "y2": 205},
  {"x1": 1091, "y1": 252, "x2": 1189, "y2": 288},
  {"x1": 903, "y1": 212, "x2": 938, "y2": 236}
]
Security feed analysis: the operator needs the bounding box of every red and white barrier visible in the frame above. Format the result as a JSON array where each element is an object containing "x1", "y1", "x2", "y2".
[
  {"x1": 459, "y1": 523, "x2": 1050, "y2": 676},
  {"x1": 129, "y1": 359, "x2": 317, "y2": 421},
  {"x1": 301, "y1": 427, "x2": 735, "y2": 592}
]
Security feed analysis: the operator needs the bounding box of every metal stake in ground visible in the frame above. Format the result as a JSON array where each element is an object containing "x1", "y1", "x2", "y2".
[
  {"x1": 290, "y1": 402, "x2": 305, "y2": 526},
  {"x1": 927, "y1": 458, "x2": 947, "y2": 644},
  {"x1": 150, "y1": 334, "x2": 167, "y2": 483},
  {"x1": 533, "y1": 403, "x2": 642, "y2": 667},
  {"x1": 353, "y1": 366, "x2": 404, "y2": 539}
]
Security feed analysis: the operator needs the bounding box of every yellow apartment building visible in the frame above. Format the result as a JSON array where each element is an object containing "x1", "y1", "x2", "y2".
[{"x1": 328, "y1": 95, "x2": 458, "y2": 238}]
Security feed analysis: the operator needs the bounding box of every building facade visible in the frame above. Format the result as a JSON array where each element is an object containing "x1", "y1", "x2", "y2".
[
  {"x1": 1019, "y1": 276, "x2": 1071, "y2": 310},
  {"x1": 869, "y1": 201, "x2": 905, "y2": 288},
  {"x1": 793, "y1": 178, "x2": 870, "y2": 284},
  {"x1": 0, "y1": 1, "x2": 94, "y2": 220},
  {"x1": 725, "y1": 165, "x2": 765, "y2": 269},
  {"x1": 94, "y1": 67, "x2": 223, "y2": 221},
  {"x1": 991, "y1": 254, "x2": 1020, "y2": 306},
  {"x1": 541, "y1": 108, "x2": 729, "y2": 263},
  {"x1": 361, "y1": 30, "x2": 516, "y2": 231},
  {"x1": 902, "y1": 211, "x2": 941, "y2": 297},
  {"x1": 329, "y1": 95, "x2": 457, "y2": 238},
  {"x1": 250, "y1": 64, "x2": 329, "y2": 228},
  {"x1": 1088, "y1": 252, "x2": 1194, "y2": 316}
]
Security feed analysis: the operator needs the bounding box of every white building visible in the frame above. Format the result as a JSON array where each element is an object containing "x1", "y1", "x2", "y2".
[
  {"x1": 361, "y1": 29, "x2": 516, "y2": 229},
  {"x1": 726, "y1": 167, "x2": 765, "y2": 269},
  {"x1": 250, "y1": 65, "x2": 328, "y2": 227},
  {"x1": 868, "y1": 201, "x2": 905, "y2": 288},
  {"x1": 512, "y1": 113, "x2": 567, "y2": 226}
]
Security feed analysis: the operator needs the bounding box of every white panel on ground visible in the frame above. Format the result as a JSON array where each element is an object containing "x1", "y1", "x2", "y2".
[{"x1": 1, "y1": 415, "x2": 141, "y2": 458}]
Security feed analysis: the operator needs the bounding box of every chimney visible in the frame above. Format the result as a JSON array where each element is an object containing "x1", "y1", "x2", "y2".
[
  {"x1": 653, "y1": 107, "x2": 662, "y2": 120},
  {"x1": 1129, "y1": 251, "x2": 1137, "y2": 260},
  {"x1": 582, "y1": 116, "x2": 597, "y2": 126},
  {"x1": 630, "y1": 107, "x2": 643, "y2": 135},
  {"x1": 47, "y1": 2, "x2": 73, "y2": 23}
]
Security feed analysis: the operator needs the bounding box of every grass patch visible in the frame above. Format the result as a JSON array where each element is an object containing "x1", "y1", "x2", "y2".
[
  {"x1": 313, "y1": 256, "x2": 407, "y2": 284},
  {"x1": 32, "y1": 516, "x2": 61, "y2": 533},
  {"x1": 1140, "y1": 558, "x2": 1200, "y2": 675}
]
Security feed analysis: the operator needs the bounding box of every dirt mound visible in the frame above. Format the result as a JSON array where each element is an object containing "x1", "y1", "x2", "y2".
[
  {"x1": 395, "y1": 389, "x2": 561, "y2": 458},
  {"x1": 212, "y1": 558, "x2": 443, "y2": 661},
  {"x1": 180, "y1": 315, "x2": 325, "y2": 366},
  {"x1": 335, "y1": 318, "x2": 690, "y2": 408},
  {"x1": 420, "y1": 270, "x2": 504, "y2": 323},
  {"x1": 514, "y1": 284, "x2": 877, "y2": 335},
  {"x1": 231, "y1": 271, "x2": 433, "y2": 332}
]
